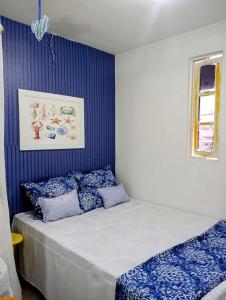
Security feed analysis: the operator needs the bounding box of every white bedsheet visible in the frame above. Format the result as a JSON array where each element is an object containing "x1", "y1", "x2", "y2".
[{"x1": 12, "y1": 198, "x2": 226, "y2": 300}]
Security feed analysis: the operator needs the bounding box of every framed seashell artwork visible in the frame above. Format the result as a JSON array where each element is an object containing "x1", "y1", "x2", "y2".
[{"x1": 18, "y1": 89, "x2": 85, "y2": 150}]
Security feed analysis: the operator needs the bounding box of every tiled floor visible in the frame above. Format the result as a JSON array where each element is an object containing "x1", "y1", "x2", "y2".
[{"x1": 20, "y1": 277, "x2": 45, "y2": 300}]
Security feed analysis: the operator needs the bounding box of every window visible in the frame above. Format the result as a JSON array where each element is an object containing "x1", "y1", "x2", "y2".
[{"x1": 191, "y1": 53, "x2": 222, "y2": 159}]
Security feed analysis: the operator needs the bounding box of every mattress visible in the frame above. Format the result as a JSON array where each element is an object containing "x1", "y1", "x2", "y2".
[{"x1": 12, "y1": 198, "x2": 226, "y2": 300}]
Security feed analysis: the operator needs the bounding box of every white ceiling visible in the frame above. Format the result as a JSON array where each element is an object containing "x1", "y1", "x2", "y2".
[{"x1": 1, "y1": 0, "x2": 226, "y2": 54}]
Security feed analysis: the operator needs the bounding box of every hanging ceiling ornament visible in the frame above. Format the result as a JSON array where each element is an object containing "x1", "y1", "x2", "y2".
[{"x1": 31, "y1": 0, "x2": 49, "y2": 41}]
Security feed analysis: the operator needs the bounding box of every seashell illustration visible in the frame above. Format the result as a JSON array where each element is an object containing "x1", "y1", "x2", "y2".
[
  {"x1": 70, "y1": 135, "x2": 76, "y2": 140},
  {"x1": 46, "y1": 125, "x2": 55, "y2": 131},
  {"x1": 70, "y1": 124, "x2": 76, "y2": 130},
  {"x1": 60, "y1": 106, "x2": 76, "y2": 116},
  {"x1": 31, "y1": 102, "x2": 39, "y2": 109},
  {"x1": 57, "y1": 126, "x2": 68, "y2": 135},
  {"x1": 48, "y1": 133, "x2": 56, "y2": 139}
]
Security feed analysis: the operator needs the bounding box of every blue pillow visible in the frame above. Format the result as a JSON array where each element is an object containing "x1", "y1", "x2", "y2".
[
  {"x1": 67, "y1": 170, "x2": 83, "y2": 181},
  {"x1": 67, "y1": 165, "x2": 117, "y2": 212},
  {"x1": 22, "y1": 177, "x2": 78, "y2": 219},
  {"x1": 38, "y1": 190, "x2": 82, "y2": 223},
  {"x1": 98, "y1": 184, "x2": 130, "y2": 209},
  {"x1": 78, "y1": 188, "x2": 103, "y2": 212},
  {"x1": 67, "y1": 165, "x2": 116, "y2": 189}
]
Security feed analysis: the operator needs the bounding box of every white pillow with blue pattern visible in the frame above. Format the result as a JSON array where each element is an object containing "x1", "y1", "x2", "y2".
[
  {"x1": 21, "y1": 177, "x2": 78, "y2": 219},
  {"x1": 67, "y1": 165, "x2": 117, "y2": 212}
]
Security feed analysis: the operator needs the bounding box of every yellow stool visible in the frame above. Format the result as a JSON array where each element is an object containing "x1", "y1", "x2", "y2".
[
  {"x1": 0, "y1": 298, "x2": 20, "y2": 300},
  {"x1": 11, "y1": 233, "x2": 23, "y2": 250}
]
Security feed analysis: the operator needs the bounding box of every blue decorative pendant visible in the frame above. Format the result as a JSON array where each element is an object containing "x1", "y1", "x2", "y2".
[
  {"x1": 31, "y1": 0, "x2": 49, "y2": 41},
  {"x1": 31, "y1": 15, "x2": 49, "y2": 41}
]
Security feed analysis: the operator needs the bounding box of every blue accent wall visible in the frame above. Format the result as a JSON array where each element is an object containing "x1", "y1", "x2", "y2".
[{"x1": 2, "y1": 17, "x2": 115, "y2": 218}]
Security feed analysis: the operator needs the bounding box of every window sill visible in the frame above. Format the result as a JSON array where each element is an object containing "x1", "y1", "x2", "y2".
[{"x1": 191, "y1": 154, "x2": 219, "y2": 161}]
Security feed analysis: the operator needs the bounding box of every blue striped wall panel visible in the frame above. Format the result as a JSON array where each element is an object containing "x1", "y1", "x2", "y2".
[{"x1": 2, "y1": 17, "x2": 115, "y2": 218}]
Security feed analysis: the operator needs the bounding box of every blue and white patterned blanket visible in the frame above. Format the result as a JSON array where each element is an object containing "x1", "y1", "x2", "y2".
[{"x1": 116, "y1": 220, "x2": 226, "y2": 300}]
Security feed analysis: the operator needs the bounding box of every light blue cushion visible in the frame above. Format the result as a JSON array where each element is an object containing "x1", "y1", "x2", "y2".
[
  {"x1": 38, "y1": 190, "x2": 82, "y2": 223},
  {"x1": 97, "y1": 184, "x2": 130, "y2": 209},
  {"x1": 22, "y1": 177, "x2": 78, "y2": 219}
]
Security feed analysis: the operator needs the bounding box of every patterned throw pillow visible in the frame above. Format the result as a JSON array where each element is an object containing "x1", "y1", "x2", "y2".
[
  {"x1": 78, "y1": 188, "x2": 103, "y2": 212},
  {"x1": 22, "y1": 177, "x2": 78, "y2": 219},
  {"x1": 67, "y1": 165, "x2": 117, "y2": 212},
  {"x1": 67, "y1": 170, "x2": 83, "y2": 182}
]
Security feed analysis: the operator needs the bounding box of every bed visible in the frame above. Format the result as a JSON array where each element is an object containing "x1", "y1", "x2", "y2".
[{"x1": 12, "y1": 198, "x2": 226, "y2": 300}]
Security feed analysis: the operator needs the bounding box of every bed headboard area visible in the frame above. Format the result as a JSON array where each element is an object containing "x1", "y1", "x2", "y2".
[{"x1": 2, "y1": 17, "x2": 115, "y2": 219}]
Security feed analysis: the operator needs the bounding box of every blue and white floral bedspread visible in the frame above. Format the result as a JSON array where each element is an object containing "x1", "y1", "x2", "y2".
[{"x1": 116, "y1": 220, "x2": 226, "y2": 300}]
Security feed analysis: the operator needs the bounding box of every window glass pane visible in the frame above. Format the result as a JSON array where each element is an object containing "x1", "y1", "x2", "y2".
[
  {"x1": 199, "y1": 64, "x2": 216, "y2": 91},
  {"x1": 197, "y1": 124, "x2": 214, "y2": 153},
  {"x1": 199, "y1": 95, "x2": 215, "y2": 123},
  {"x1": 191, "y1": 54, "x2": 222, "y2": 158}
]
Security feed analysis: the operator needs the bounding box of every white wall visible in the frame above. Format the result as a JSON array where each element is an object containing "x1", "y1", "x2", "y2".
[{"x1": 116, "y1": 21, "x2": 226, "y2": 219}]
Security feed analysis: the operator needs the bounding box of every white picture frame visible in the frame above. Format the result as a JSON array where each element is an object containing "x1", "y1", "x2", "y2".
[{"x1": 19, "y1": 89, "x2": 85, "y2": 150}]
